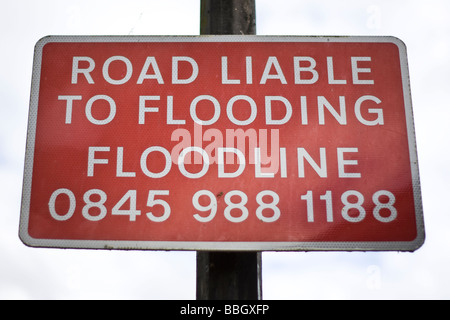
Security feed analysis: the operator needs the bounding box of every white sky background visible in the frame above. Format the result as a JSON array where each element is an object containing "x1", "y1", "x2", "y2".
[{"x1": 0, "y1": 0, "x2": 449, "y2": 299}]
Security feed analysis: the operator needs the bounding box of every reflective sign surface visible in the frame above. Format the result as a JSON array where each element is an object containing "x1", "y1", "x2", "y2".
[{"x1": 20, "y1": 36, "x2": 424, "y2": 251}]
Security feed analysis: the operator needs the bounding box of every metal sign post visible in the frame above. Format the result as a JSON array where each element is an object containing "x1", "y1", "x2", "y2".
[{"x1": 197, "y1": 0, "x2": 261, "y2": 300}]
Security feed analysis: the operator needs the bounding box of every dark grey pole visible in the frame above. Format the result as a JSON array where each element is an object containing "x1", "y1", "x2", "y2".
[
  {"x1": 200, "y1": 0, "x2": 256, "y2": 35},
  {"x1": 197, "y1": 251, "x2": 262, "y2": 300},
  {"x1": 196, "y1": 0, "x2": 261, "y2": 300}
]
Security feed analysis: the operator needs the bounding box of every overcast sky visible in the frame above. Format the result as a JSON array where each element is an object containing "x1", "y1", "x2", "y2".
[{"x1": 1, "y1": 0, "x2": 449, "y2": 299}]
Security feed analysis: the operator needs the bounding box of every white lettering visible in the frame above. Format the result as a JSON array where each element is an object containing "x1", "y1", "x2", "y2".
[
  {"x1": 221, "y1": 56, "x2": 240, "y2": 84},
  {"x1": 218, "y1": 148, "x2": 246, "y2": 178},
  {"x1": 172, "y1": 56, "x2": 199, "y2": 84},
  {"x1": 351, "y1": 57, "x2": 374, "y2": 85},
  {"x1": 190, "y1": 95, "x2": 220, "y2": 125},
  {"x1": 166, "y1": 96, "x2": 185, "y2": 125},
  {"x1": 261, "y1": 57, "x2": 287, "y2": 84},
  {"x1": 140, "y1": 146, "x2": 172, "y2": 178},
  {"x1": 227, "y1": 95, "x2": 257, "y2": 126},
  {"x1": 318, "y1": 96, "x2": 347, "y2": 125},
  {"x1": 58, "y1": 95, "x2": 82, "y2": 124},
  {"x1": 137, "y1": 57, "x2": 164, "y2": 84},
  {"x1": 72, "y1": 57, "x2": 95, "y2": 84},
  {"x1": 337, "y1": 148, "x2": 361, "y2": 178},
  {"x1": 327, "y1": 57, "x2": 347, "y2": 84},
  {"x1": 265, "y1": 96, "x2": 293, "y2": 125},
  {"x1": 297, "y1": 148, "x2": 327, "y2": 178},
  {"x1": 294, "y1": 57, "x2": 319, "y2": 84},
  {"x1": 355, "y1": 95, "x2": 384, "y2": 126},
  {"x1": 178, "y1": 147, "x2": 210, "y2": 179},
  {"x1": 103, "y1": 56, "x2": 133, "y2": 85},
  {"x1": 87, "y1": 146, "x2": 110, "y2": 176},
  {"x1": 255, "y1": 148, "x2": 275, "y2": 178},
  {"x1": 85, "y1": 95, "x2": 116, "y2": 125},
  {"x1": 246, "y1": 56, "x2": 253, "y2": 84},
  {"x1": 139, "y1": 96, "x2": 159, "y2": 124},
  {"x1": 116, "y1": 147, "x2": 136, "y2": 177}
]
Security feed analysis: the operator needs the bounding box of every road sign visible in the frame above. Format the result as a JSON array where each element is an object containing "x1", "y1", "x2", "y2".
[{"x1": 20, "y1": 36, "x2": 424, "y2": 251}]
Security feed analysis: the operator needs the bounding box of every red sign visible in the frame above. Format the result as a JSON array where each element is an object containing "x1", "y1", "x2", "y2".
[{"x1": 20, "y1": 36, "x2": 424, "y2": 251}]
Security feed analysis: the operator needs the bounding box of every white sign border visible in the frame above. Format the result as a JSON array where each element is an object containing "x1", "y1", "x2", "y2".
[{"x1": 19, "y1": 35, "x2": 425, "y2": 252}]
